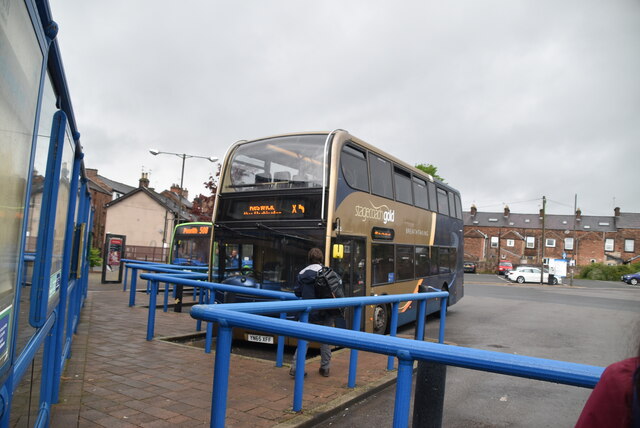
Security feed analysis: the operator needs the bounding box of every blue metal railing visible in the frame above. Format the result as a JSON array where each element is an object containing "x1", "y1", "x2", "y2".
[
  {"x1": 123, "y1": 261, "x2": 208, "y2": 306},
  {"x1": 137, "y1": 269, "x2": 451, "y2": 419},
  {"x1": 190, "y1": 300, "x2": 604, "y2": 428}
]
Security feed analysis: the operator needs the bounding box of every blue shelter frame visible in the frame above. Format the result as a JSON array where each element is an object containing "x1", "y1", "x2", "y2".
[{"x1": 0, "y1": 0, "x2": 93, "y2": 426}]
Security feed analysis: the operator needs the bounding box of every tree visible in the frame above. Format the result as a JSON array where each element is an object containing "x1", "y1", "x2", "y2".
[
  {"x1": 415, "y1": 163, "x2": 445, "y2": 182},
  {"x1": 189, "y1": 165, "x2": 220, "y2": 222}
]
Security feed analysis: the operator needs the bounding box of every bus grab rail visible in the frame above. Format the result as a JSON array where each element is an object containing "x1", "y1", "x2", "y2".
[{"x1": 190, "y1": 302, "x2": 604, "y2": 428}]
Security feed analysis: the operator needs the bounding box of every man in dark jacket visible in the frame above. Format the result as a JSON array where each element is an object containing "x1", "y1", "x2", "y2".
[{"x1": 290, "y1": 248, "x2": 335, "y2": 377}]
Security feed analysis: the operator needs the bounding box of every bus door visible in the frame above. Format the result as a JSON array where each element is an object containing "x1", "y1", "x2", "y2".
[{"x1": 330, "y1": 237, "x2": 366, "y2": 330}]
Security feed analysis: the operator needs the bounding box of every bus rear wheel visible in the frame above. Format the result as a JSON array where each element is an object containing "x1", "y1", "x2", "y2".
[{"x1": 373, "y1": 304, "x2": 389, "y2": 334}]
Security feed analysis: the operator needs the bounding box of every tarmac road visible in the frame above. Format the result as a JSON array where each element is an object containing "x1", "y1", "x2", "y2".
[{"x1": 314, "y1": 274, "x2": 640, "y2": 427}]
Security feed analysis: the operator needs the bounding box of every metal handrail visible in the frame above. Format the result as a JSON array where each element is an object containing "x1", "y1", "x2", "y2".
[{"x1": 190, "y1": 302, "x2": 603, "y2": 428}]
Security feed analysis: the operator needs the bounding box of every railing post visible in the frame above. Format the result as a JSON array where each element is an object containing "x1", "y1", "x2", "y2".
[
  {"x1": 393, "y1": 351, "x2": 414, "y2": 428},
  {"x1": 146, "y1": 280, "x2": 158, "y2": 341},
  {"x1": 387, "y1": 302, "x2": 399, "y2": 370},
  {"x1": 438, "y1": 296, "x2": 447, "y2": 344},
  {"x1": 205, "y1": 321, "x2": 213, "y2": 354},
  {"x1": 292, "y1": 311, "x2": 309, "y2": 412},
  {"x1": 347, "y1": 305, "x2": 363, "y2": 388},
  {"x1": 123, "y1": 264, "x2": 129, "y2": 291},
  {"x1": 211, "y1": 324, "x2": 233, "y2": 428},
  {"x1": 276, "y1": 311, "x2": 286, "y2": 367},
  {"x1": 163, "y1": 282, "x2": 170, "y2": 312},
  {"x1": 128, "y1": 267, "x2": 138, "y2": 306},
  {"x1": 415, "y1": 299, "x2": 427, "y2": 341}
]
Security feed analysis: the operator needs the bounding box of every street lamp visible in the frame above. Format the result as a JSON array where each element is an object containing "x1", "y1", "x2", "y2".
[{"x1": 148, "y1": 149, "x2": 218, "y2": 225}]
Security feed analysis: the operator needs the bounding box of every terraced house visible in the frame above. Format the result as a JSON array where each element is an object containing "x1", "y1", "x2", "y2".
[{"x1": 463, "y1": 206, "x2": 640, "y2": 270}]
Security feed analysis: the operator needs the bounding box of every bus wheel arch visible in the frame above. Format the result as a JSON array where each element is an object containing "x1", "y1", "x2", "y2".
[{"x1": 373, "y1": 302, "x2": 390, "y2": 335}]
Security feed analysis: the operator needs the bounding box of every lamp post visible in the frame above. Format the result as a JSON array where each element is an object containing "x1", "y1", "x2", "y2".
[
  {"x1": 148, "y1": 149, "x2": 218, "y2": 225},
  {"x1": 149, "y1": 149, "x2": 217, "y2": 313}
]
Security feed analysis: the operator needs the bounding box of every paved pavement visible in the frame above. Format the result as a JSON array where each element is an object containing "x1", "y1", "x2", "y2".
[{"x1": 49, "y1": 274, "x2": 398, "y2": 427}]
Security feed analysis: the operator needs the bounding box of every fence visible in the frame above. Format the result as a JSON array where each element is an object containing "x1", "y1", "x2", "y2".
[{"x1": 124, "y1": 245, "x2": 169, "y2": 263}]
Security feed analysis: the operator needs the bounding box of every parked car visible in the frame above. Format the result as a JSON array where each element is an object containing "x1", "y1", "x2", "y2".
[
  {"x1": 463, "y1": 261, "x2": 477, "y2": 273},
  {"x1": 621, "y1": 272, "x2": 640, "y2": 286},
  {"x1": 507, "y1": 266, "x2": 560, "y2": 285},
  {"x1": 496, "y1": 261, "x2": 513, "y2": 275}
]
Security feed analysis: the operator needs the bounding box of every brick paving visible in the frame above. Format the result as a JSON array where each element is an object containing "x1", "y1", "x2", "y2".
[{"x1": 50, "y1": 275, "x2": 398, "y2": 427}]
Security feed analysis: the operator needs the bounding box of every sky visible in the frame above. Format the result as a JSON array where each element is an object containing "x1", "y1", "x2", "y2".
[{"x1": 51, "y1": 0, "x2": 640, "y2": 216}]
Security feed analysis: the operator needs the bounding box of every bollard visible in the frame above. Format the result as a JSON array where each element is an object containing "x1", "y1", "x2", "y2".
[
  {"x1": 412, "y1": 361, "x2": 446, "y2": 428},
  {"x1": 174, "y1": 284, "x2": 184, "y2": 312}
]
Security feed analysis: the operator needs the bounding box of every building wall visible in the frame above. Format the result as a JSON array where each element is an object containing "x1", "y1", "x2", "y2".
[
  {"x1": 104, "y1": 192, "x2": 175, "y2": 247},
  {"x1": 464, "y1": 223, "x2": 640, "y2": 268}
]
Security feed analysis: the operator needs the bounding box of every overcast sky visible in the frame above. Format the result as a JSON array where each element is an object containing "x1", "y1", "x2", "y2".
[{"x1": 51, "y1": 0, "x2": 639, "y2": 216}]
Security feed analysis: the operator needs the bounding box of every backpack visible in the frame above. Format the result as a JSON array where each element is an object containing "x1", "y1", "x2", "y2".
[{"x1": 314, "y1": 267, "x2": 344, "y2": 299}]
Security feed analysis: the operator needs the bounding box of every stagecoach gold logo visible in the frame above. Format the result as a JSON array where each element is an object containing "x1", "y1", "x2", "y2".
[{"x1": 355, "y1": 202, "x2": 395, "y2": 225}]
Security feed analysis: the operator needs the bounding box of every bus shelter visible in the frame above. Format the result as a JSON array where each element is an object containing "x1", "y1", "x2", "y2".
[{"x1": 0, "y1": 0, "x2": 93, "y2": 425}]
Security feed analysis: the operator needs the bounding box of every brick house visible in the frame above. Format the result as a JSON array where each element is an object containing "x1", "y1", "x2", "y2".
[{"x1": 463, "y1": 205, "x2": 640, "y2": 271}]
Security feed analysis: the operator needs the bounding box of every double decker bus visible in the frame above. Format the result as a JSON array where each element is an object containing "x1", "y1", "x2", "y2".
[
  {"x1": 169, "y1": 222, "x2": 213, "y2": 266},
  {"x1": 210, "y1": 130, "x2": 463, "y2": 335}
]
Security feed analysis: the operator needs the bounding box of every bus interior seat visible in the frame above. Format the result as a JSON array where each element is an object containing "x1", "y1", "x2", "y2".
[
  {"x1": 273, "y1": 171, "x2": 291, "y2": 188},
  {"x1": 255, "y1": 172, "x2": 272, "y2": 185},
  {"x1": 291, "y1": 174, "x2": 305, "y2": 187}
]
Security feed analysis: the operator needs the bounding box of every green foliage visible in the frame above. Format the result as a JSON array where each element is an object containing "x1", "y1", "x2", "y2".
[
  {"x1": 578, "y1": 262, "x2": 640, "y2": 281},
  {"x1": 88, "y1": 247, "x2": 102, "y2": 267},
  {"x1": 415, "y1": 163, "x2": 445, "y2": 182}
]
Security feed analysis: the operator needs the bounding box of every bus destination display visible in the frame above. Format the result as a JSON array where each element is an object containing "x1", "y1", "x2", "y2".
[
  {"x1": 178, "y1": 225, "x2": 210, "y2": 235},
  {"x1": 219, "y1": 196, "x2": 320, "y2": 221},
  {"x1": 242, "y1": 202, "x2": 304, "y2": 217}
]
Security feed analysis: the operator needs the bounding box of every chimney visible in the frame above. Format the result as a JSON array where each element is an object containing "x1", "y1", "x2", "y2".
[
  {"x1": 576, "y1": 208, "x2": 582, "y2": 221},
  {"x1": 86, "y1": 168, "x2": 98, "y2": 178},
  {"x1": 139, "y1": 172, "x2": 149, "y2": 188},
  {"x1": 614, "y1": 207, "x2": 620, "y2": 217},
  {"x1": 470, "y1": 204, "x2": 477, "y2": 217},
  {"x1": 503, "y1": 205, "x2": 510, "y2": 218},
  {"x1": 170, "y1": 184, "x2": 188, "y2": 200},
  {"x1": 539, "y1": 208, "x2": 544, "y2": 219}
]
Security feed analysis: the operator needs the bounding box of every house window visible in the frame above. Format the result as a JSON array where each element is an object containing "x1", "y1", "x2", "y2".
[
  {"x1": 490, "y1": 236, "x2": 499, "y2": 248},
  {"x1": 545, "y1": 239, "x2": 556, "y2": 248},
  {"x1": 624, "y1": 239, "x2": 635, "y2": 252},
  {"x1": 506, "y1": 239, "x2": 515, "y2": 247},
  {"x1": 526, "y1": 236, "x2": 535, "y2": 248},
  {"x1": 604, "y1": 238, "x2": 614, "y2": 252},
  {"x1": 564, "y1": 237, "x2": 574, "y2": 251}
]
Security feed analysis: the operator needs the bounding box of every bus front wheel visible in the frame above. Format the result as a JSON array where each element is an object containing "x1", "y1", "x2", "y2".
[{"x1": 373, "y1": 304, "x2": 389, "y2": 334}]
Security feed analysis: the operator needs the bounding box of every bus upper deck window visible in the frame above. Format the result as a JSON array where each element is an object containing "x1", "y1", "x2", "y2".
[{"x1": 341, "y1": 144, "x2": 369, "y2": 192}]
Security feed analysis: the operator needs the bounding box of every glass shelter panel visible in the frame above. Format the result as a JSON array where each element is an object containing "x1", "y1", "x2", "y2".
[
  {"x1": 0, "y1": 0, "x2": 44, "y2": 369},
  {"x1": 17, "y1": 74, "x2": 58, "y2": 356}
]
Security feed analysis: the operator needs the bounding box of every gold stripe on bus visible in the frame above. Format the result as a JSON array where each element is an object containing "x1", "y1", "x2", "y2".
[{"x1": 399, "y1": 278, "x2": 423, "y2": 313}]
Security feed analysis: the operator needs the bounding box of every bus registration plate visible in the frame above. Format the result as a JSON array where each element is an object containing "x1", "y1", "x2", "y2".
[{"x1": 247, "y1": 334, "x2": 274, "y2": 344}]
